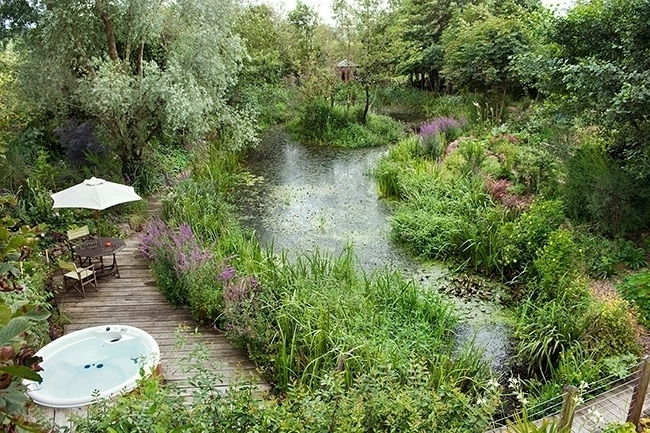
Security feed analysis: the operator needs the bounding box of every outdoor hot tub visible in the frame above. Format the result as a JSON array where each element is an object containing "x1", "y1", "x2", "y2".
[{"x1": 24, "y1": 325, "x2": 160, "y2": 408}]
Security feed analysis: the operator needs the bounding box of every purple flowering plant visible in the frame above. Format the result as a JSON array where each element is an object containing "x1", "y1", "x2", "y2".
[
  {"x1": 139, "y1": 218, "x2": 213, "y2": 278},
  {"x1": 417, "y1": 116, "x2": 465, "y2": 160},
  {"x1": 419, "y1": 116, "x2": 465, "y2": 139},
  {"x1": 220, "y1": 266, "x2": 262, "y2": 343},
  {"x1": 140, "y1": 218, "x2": 263, "y2": 338}
]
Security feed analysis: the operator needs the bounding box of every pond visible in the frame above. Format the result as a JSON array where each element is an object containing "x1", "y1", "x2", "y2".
[{"x1": 236, "y1": 129, "x2": 511, "y2": 372}]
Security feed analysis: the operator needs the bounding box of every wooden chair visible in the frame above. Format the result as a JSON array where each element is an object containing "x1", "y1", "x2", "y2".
[
  {"x1": 59, "y1": 260, "x2": 98, "y2": 298},
  {"x1": 66, "y1": 225, "x2": 92, "y2": 265}
]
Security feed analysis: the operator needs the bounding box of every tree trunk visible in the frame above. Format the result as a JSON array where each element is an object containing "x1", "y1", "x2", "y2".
[
  {"x1": 362, "y1": 85, "x2": 370, "y2": 125},
  {"x1": 95, "y1": 0, "x2": 119, "y2": 62},
  {"x1": 137, "y1": 41, "x2": 144, "y2": 78}
]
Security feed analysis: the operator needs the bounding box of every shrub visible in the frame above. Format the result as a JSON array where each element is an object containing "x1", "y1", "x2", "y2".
[
  {"x1": 288, "y1": 98, "x2": 352, "y2": 143},
  {"x1": 289, "y1": 99, "x2": 404, "y2": 148},
  {"x1": 530, "y1": 229, "x2": 585, "y2": 301},
  {"x1": 185, "y1": 261, "x2": 227, "y2": 324},
  {"x1": 498, "y1": 200, "x2": 566, "y2": 280},
  {"x1": 564, "y1": 141, "x2": 648, "y2": 236},
  {"x1": 365, "y1": 113, "x2": 404, "y2": 145},
  {"x1": 618, "y1": 270, "x2": 650, "y2": 325},
  {"x1": 577, "y1": 233, "x2": 620, "y2": 279},
  {"x1": 72, "y1": 347, "x2": 498, "y2": 433},
  {"x1": 619, "y1": 240, "x2": 648, "y2": 270},
  {"x1": 584, "y1": 298, "x2": 641, "y2": 358}
]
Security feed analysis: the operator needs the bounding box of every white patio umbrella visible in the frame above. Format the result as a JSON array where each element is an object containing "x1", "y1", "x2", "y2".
[{"x1": 51, "y1": 177, "x2": 142, "y2": 239}]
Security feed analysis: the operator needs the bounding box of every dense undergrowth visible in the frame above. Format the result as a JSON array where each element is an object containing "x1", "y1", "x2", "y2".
[{"x1": 288, "y1": 98, "x2": 404, "y2": 148}]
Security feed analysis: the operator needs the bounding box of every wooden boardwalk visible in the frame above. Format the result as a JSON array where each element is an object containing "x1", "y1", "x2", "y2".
[{"x1": 39, "y1": 234, "x2": 267, "y2": 427}]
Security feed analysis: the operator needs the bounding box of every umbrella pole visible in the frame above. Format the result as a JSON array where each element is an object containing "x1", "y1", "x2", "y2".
[{"x1": 94, "y1": 209, "x2": 101, "y2": 242}]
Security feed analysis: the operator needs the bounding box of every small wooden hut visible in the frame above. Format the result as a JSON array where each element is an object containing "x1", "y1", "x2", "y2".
[{"x1": 336, "y1": 59, "x2": 357, "y2": 82}]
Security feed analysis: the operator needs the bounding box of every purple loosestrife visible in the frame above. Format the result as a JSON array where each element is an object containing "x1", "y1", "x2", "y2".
[
  {"x1": 419, "y1": 117, "x2": 464, "y2": 138},
  {"x1": 138, "y1": 218, "x2": 170, "y2": 261},
  {"x1": 222, "y1": 270, "x2": 262, "y2": 341},
  {"x1": 218, "y1": 266, "x2": 237, "y2": 281},
  {"x1": 139, "y1": 218, "x2": 213, "y2": 276}
]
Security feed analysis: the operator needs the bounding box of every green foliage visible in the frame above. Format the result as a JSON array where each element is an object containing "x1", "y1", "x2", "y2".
[
  {"x1": 0, "y1": 299, "x2": 50, "y2": 432},
  {"x1": 391, "y1": 171, "x2": 507, "y2": 274},
  {"x1": 72, "y1": 365, "x2": 190, "y2": 432},
  {"x1": 585, "y1": 298, "x2": 641, "y2": 358},
  {"x1": 289, "y1": 98, "x2": 403, "y2": 148},
  {"x1": 513, "y1": 295, "x2": 590, "y2": 375},
  {"x1": 186, "y1": 262, "x2": 225, "y2": 324},
  {"x1": 514, "y1": 289, "x2": 640, "y2": 378},
  {"x1": 619, "y1": 240, "x2": 647, "y2": 270},
  {"x1": 22, "y1": 0, "x2": 253, "y2": 180},
  {"x1": 530, "y1": 229, "x2": 583, "y2": 301},
  {"x1": 577, "y1": 233, "x2": 620, "y2": 279},
  {"x1": 618, "y1": 270, "x2": 650, "y2": 325},
  {"x1": 418, "y1": 131, "x2": 447, "y2": 160},
  {"x1": 547, "y1": 0, "x2": 650, "y2": 180},
  {"x1": 442, "y1": 15, "x2": 530, "y2": 100},
  {"x1": 0, "y1": 195, "x2": 43, "y2": 289},
  {"x1": 457, "y1": 138, "x2": 487, "y2": 175},
  {"x1": 72, "y1": 343, "x2": 498, "y2": 433},
  {"x1": 564, "y1": 140, "x2": 648, "y2": 236},
  {"x1": 375, "y1": 137, "x2": 418, "y2": 199},
  {"x1": 601, "y1": 422, "x2": 637, "y2": 433},
  {"x1": 498, "y1": 200, "x2": 565, "y2": 279},
  {"x1": 506, "y1": 412, "x2": 566, "y2": 433},
  {"x1": 224, "y1": 248, "x2": 485, "y2": 392}
]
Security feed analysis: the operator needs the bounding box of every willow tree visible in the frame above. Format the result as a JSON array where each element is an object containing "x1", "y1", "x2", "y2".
[{"x1": 18, "y1": 0, "x2": 249, "y2": 178}]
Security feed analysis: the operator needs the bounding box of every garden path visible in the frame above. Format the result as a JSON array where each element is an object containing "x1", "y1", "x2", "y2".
[{"x1": 38, "y1": 197, "x2": 267, "y2": 428}]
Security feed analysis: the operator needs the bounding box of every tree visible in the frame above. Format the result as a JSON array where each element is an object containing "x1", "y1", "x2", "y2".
[
  {"x1": 0, "y1": 0, "x2": 41, "y2": 42},
  {"x1": 18, "y1": 0, "x2": 249, "y2": 179},
  {"x1": 440, "y1": 1, "x2": 537, "y2": 117},
  {"x1": 548, "y1": 0, "x2": 650, "y2": 179},
  {"x1": 334, "y1": 0, "x2": 395, "y2": 124},
  {"x1": 397, "y1": 0, "x2": 475, "y2": 91},
  {"x1": 287, "y1": 1, "x2": 321, "y2": 84},
  {"x1": 236, "y1": 4, "x2": 289, "y2": 87}
]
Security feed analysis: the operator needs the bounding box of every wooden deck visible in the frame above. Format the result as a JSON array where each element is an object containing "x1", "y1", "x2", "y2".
[{"x1": 39, "y1": 234, "x2": 267, "y2": 428}]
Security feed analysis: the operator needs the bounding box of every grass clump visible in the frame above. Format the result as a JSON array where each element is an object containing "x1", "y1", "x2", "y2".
[{"x1": 288, "y1": 98, "x2": 403, "y2": 148}]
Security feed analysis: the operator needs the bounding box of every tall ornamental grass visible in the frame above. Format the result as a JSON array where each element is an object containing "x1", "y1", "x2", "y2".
[{"x1": 222, "y1": 248, "x2": 490, "y2": 394}]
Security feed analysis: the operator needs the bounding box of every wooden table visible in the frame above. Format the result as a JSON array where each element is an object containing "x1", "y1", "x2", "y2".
[{"x1": 75, "y1": 237, "x2": 126, "y2": 278}]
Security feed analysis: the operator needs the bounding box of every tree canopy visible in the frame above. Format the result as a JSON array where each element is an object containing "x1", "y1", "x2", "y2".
[{"x1": 16, "y1": 0, "x2": 249, "y2": 178}]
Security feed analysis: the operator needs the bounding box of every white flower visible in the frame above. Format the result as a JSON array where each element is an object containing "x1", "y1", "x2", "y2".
[{"x1": 488, "y1": 378, "x2": 500, "y2": 390}]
